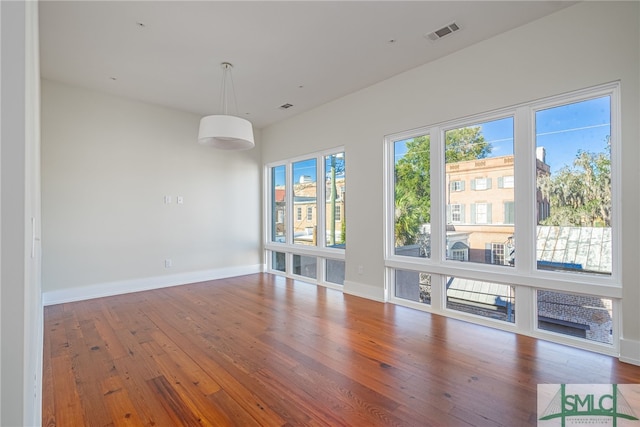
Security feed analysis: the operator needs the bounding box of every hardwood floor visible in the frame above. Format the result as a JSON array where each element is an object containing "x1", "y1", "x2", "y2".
[{"x1": 43, "y1": 273, "x2": 640, "y2": 426}]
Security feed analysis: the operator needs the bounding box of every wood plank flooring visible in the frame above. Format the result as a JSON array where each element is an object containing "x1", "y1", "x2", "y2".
[{"x1": 43, "y1": 273, "x2": 640, "y2": 426}]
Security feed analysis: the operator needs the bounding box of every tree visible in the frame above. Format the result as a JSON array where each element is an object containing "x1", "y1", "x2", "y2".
[
  {"x1": 539, "y1": 138, "x2": 611, "y2": 227},
  {"x1": 394, "y1": 127, "x2": 490, "y2": 246}
]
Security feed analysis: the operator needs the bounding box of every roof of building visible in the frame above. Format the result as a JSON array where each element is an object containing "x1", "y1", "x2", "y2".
[
  {"x1": 446, "y1": 277, "x2": 514, "y2": 308},
  {"x1": 536, "y1": 226, "x2": 611, "y2": 274}
]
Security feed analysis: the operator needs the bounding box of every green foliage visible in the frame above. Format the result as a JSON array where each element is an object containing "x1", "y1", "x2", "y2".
[
  {"x1": 394, "y1": 128, "x2": 490, "y2": 246},
  {"x1": 445, "y1": 126, "x2": 492, "y2": 163},
  {"x1": 539, "y1": 140, "x2": 611, "y2": 227}
]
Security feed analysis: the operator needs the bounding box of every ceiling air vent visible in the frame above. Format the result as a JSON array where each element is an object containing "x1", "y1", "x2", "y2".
[
  {"x1": 280, "y1": 103, "x2": 293, "y2": 110},
  {"x1": 425, "y1": 22, "x2": 460, "y2": 41}
]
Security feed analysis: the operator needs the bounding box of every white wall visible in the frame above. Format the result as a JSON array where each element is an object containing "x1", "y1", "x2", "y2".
[
  {"x1": 1, "y1": 1, "x2": 42, "y2": 425},
  {"x1": 261, "y1": 2, "x2": 640, "y2": 362},
  {"x1": 41, "y1": 80, "x2": 263, "y2": 302}
]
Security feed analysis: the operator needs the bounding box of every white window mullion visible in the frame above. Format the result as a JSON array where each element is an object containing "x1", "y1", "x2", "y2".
[
  {"x1": 430, "y1": 127, "x2": 444, "y2": 264},
  {"x1": 285, "y1": 161, "x2": 294, "y2": 245},
  {"x1": 429, "y1": 127, "x2": 445, "y2": 311},
  {"x1": 317, "y1": 153, "x2": 326, "y2": 249},
  {"x1": 513, "y1": 105, "x2": 534, "y2": 275},
  {"x1": 384, "y1": 138, "x2": 395, "y2": 260}
]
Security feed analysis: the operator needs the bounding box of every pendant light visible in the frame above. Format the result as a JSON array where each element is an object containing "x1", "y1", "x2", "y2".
[{"x1": 198, "y1": 62, "x2": 255, "y2": 150}]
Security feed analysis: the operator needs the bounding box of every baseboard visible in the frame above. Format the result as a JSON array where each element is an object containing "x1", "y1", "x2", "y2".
[
  {"x1": 42, "y1": 264, "x2": 265, "y2": 306},
  {"x1": 343, "y1": 279, "x2": 386, "y2": 303},
  {"x1": 619, "y1": 337, "x2": 640, "y2": 366}
]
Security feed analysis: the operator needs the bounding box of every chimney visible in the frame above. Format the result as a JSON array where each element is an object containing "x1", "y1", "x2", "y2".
[{"x1": 536, "y1": 146, "x2": 546, "y2": 164}]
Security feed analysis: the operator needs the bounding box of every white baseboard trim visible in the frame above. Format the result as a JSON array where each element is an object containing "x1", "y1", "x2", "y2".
[
  {"x1": 619, "y1": 337, "x2": 640, "y2": 366},
  {"x1": 343, "y1": 280, "x2": 386, "y2": 303},
  {"x1": 42, "y1": 264, "x2": 265, "y2": 306}
]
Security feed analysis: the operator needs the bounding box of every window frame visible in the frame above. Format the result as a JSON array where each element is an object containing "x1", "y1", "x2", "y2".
[
  {"x1": 384, "y1": 82, "x2": 621, "y2": 356},
  {"x1": 265, "y1": 147, "x2": 346, "y2": 289}
]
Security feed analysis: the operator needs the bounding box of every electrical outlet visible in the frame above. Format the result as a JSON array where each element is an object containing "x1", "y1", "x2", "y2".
[
  {"x1": 165, "y1": 259, "x2": 172, "y2": 268},
  {"x1": 357, "y1": 265, "x2": 364, "y2": 275}
]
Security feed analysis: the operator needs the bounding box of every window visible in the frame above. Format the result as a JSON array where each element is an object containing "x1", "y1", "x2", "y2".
[
  {"x1": 450, "y1": 249, "x2": 468, "y2": 261},
  {"x1": 272, "y1": 251, "x2": 286, "y2": 272},
  {"x1": 445, "y1": 116, "x2": 513, "y2": 266},
  {"x1": 499, "y1": 175, "x2": 514, "y2": 188},
  {"x1": 393, "y1": 133, "x2": 431, "y2": 259},
  {"x1": 491, "y1": 243, "x2": 505, "y2": 265},
  {"x1": 395, "y1": 270, "x2": 431, "y2": 305},
  {"x1": 293, "y1": 255, "x2": 317, "y2": 279},
  {"x1": 537, "y1": 290, "x2": 612, "y2": 345},
  {"x1": 472, "y1": 177, "x2": 490, "y2": 191},
  {"x1": 325, "y1": 152, "x2": 346, "y2": 248},
  {"x1": 386, "y1": 83, "x2": 619, "y2": 354},
  {"x1": 504, "y1": 201, "x2": 515, "y2": 225},
  {"x1": 450, "y1": 204, "x2": 463, "y2": 223},
  {"x1": 535, "y1": 96, "x2": 612, "y2": 276},
  {"x1": 266, "y1": 148, "x2": 346, "y2": 287},
  {"x1": 450, "y1": 180, "x2": 465, "y2": 192},
  {"x1": 326, "y1": 259, "x2": 345, "y2": 285},
  {"x1": 447, "y1": 277, "x2": 515, "y2": 323},
  {"x1": 270, "y1": 165, "x2": 286, "y2": 243},
  {"x1": 472, "y1": 203, "x2": 491, "y2": 224},
  {"x1": 293, "y1": 159, "x2": 317, "y2": 246}
]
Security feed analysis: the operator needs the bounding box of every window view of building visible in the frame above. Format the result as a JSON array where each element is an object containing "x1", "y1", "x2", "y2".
[
  {"x1": 266, "y1": 150, "x2": 346, "y2": 286},
  {"x1": 393, "y1": 133, "x2": 431, "y2": 258},
  {"x1": 444, "y1": 117, "x2": 515, "y2": 266},
  {"x1": 293, "y1": 159, "x2": 317, "y2": 245},
  {"x1": 535, "y1": 96, "x2": 612, "y2": 275},
  {"x1": 270, "y1": 165, "x2": 286, "y2": 243},
  {"x1": 388, "y1": 84, "x2": 618, "y2": 346}
]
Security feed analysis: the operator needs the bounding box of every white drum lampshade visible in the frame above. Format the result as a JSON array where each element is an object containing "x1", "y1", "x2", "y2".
[
  {"x1": 198, "y1": 114, "x2": 254, "y2": 150},
  {"x1": 198, "y1": 62, "x2": 255, "y2": 151}
]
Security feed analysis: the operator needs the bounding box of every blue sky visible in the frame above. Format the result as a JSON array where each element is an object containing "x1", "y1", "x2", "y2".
[
  {"x1": 395, "y1": 95, "x2": 611, "y2": 175},
  {"x1": 274, "y1": 155, "x2": 346, "y2": 186},
  {"x1": 277, "y1": 96, "x2": 611, "y2": 186}
]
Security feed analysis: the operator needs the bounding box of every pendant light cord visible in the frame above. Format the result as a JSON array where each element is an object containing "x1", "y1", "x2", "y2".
[{"x1": 219, "y1": 62, "x2": 240, "y2": 117}]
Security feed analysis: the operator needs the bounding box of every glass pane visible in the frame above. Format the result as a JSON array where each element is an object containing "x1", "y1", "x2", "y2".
[
  {"x1": 272, "y1": 251, "x2": 285, "y2": 272},
  {"x1": 293, "y1": 255, "x2": 317, "y2": 279},
  {"x1": 395, "y1": 269, "x2": 431, "y2": 305},
  {"x1": 271, "y1": 165, "x2": 286, "y2": 243},
  {"x1": 537, "y1": 290, "x2": 613, "y2": 345},
  {"x1": 446, "y1": 276, "x2": 515, "y2": 323},
  {"x1": 293, "y1": 159, "x2": 317, "y2": 246},
  {"x1": 325, "y1": 153, "x2": 346, "y2": 249},
  {"x1": 445, "y1": 117, "x2": 515, "y2": 267},
  {"x1": 535, "y1": 96, "x2": 612, "y2": 276},
  {"x1": 325, "y1": 259, "x2": 345, "y2": 285},
  {"x1": 394, "y1": 134, "x2": 431, "y2": 258}
]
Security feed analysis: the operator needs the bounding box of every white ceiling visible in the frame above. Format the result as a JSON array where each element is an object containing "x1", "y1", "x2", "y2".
[{"x1": 39, "y1": 1, "x2": 574, "y2": 129}]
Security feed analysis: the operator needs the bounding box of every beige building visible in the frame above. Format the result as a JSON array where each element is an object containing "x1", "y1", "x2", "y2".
[
  {"x1": 274, "y1": 177, "x2": 346, "y2": 246},
  {"x1": 446, "y1": 153, "x2": 550, "y2": 264}
]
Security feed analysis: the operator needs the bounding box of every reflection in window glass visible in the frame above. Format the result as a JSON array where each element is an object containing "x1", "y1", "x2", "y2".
[
  {"x1": 325, "y1": 153, "x2": 346, "y2": 248},
  {"x1": 325, "y1": 259, "x2": 345, "y2": 285},
  {"x1": 293, "y1": 255, "x2": 317, "y2": 279},
  {"x1": 537, "y1": 290, "x2": 612, "y2": 345},
  {"x1": 293, "y1": 159, "x2": 317, "y2": 246},
  {"x1": 445, "y1": 117, "x2": 514, "y2": 266},
  {"x1": 446, "y1": 276, "x2": 515, "y2": 323},
  {"x1": 271, "y1": 165, "x2": 286, "y2": 243},
  {"x1": 393, "y1": 134, "x2": 431, "y2": 258},
  {"x1": 272, "y1": 251, "x2": 285, "y2": 272},
  {"x1": 395, "y1": 269, "x2": 431, "y2": 304},
  {"x1": 535, "y1": 96, "x2": 612, "y2": 276}
]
